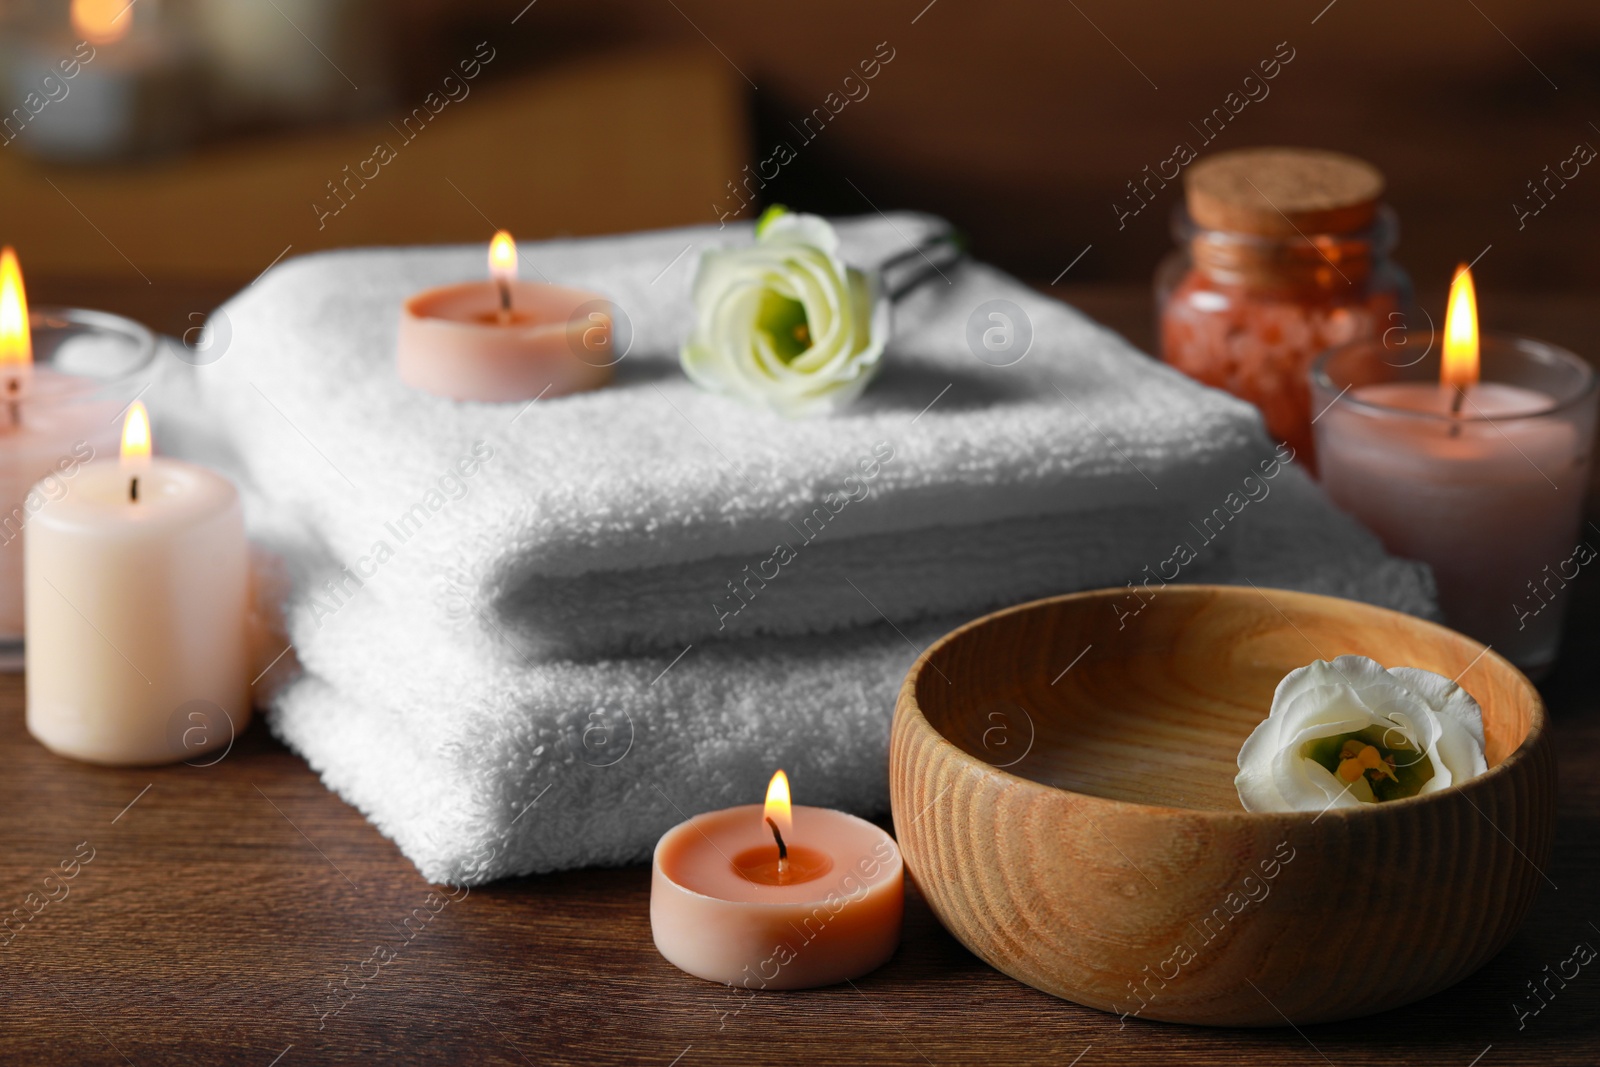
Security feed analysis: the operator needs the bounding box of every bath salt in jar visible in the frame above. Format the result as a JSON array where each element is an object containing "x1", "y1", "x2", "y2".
[{"x1": 1156, "y1": 148, "x2": 1412, "y2": 471}]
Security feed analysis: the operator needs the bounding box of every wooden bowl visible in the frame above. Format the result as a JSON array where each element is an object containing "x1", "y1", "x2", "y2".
[{"x1": 890, "y1": 585, "x2": 1553, "y2": 1027}]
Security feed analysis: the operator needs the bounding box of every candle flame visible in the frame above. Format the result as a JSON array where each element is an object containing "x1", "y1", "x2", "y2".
[
  {"x1": 0, "y1": 247, "x2": 32, "y2": 371},
  {"x1": 763, "y1": 769, "x2": 792, "y2": 839},
  {"x1": 121, "y1": 401, "x2": 151, "y2": 462},
  {"x1": 488, "y1": 230, "x2": 517, "y2": 283},
  {"x1": 1442, "y1": 263, "x2": 1479, "y2": 390},
  {"x1": 72, "y1": 0, "x2": 133, "y2": 45}
]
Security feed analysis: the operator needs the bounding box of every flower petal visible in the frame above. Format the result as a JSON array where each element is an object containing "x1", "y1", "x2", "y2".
[
  {"x1": 1235, "y1": 655, "x2": 1488, "y2": 813},
  {"x1": 677, "y1": 213, "x2": 889, "y2": 417}
]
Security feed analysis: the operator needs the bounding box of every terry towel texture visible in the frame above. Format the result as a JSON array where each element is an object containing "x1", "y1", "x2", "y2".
[
  {"x1": 193, "y1": 213, "x2": 1316, "y2": 660},
  {"x1": 162, "y1": 212, "x2": 1438, "y2": 884},
  {"x1": 251, "y1": 467, "x2": 1434, "y2": 885}
]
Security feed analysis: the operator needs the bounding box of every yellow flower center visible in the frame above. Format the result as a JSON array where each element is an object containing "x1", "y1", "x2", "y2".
[
  {"x1": 1303, "y1": 726, "x2": 1436, "y2": 803},
  {"x1": 1335, "y1": 740, "x2": 1399, "y2": 785}
]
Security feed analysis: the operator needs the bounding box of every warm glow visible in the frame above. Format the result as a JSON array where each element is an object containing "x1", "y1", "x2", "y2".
[
  {"x1": 763, "y1": 769, "x2": 792, "y2": 838},
  {"x1": 488, "y1": 230, "x2": 517, "y2": 282},
  {"x1": 120, "y1": 401, "x2": 151, "y2": 462},
  {"x1": 72, "y1": 0, "x2": 133, "y2": 45},
  {"x1": 0, "y1": 247, "x2": 30, "y2": 370},
  {"x1": 1442, "y1": 263, "x2": 1480, "y2": 389}
]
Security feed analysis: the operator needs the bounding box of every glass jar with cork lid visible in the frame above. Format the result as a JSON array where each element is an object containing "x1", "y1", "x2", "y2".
[{"x1": 1155, "y1": 147, "x2": 1413, "y2": 470}]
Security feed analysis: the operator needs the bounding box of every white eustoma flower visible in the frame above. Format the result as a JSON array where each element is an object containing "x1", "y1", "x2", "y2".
[
  {"x1": 1235, "y1": 655, "x2": 1488, "y2": 813},
  {"x1": 680, "y1": 207, "x2": 889, "y2": 417}
]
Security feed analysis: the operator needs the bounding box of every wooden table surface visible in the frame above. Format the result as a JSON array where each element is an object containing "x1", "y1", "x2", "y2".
[{"x1": 4, "y1": 286, "x2": 1598, "y2": 1066}]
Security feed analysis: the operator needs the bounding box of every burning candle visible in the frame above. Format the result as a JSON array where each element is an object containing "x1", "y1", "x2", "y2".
[
  {"x1": 25, "y1": 403, "x2": 251, "y2": 765},
  {"x1": 0, "y1": 248, "x2": 150, "y2": 661},
  {"x1": 1312, "y1": 266, "x2": 1598, "y2": 676},
  {"x1": 396, "y1": 230, "x2": 618, "y2": 402},
  {"x1": 651, "y1": 770, "x2": 904, "y2": 989},
  {"x1": 7, "y1": 0, "x2": 201, "y2": 162}
]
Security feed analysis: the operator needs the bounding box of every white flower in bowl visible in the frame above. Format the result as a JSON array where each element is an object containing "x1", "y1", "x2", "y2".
[
  {"x1": 1235, "y1": 655, "x2": 1489, "y2": 813},
  {"x1": 680, "y1": 207, "x2": 889, "y2": 417}
]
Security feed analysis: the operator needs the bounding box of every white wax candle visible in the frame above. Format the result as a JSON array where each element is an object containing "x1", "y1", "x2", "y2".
[
  {"x1": 1317, "y1": 381, "x2": 1586, "y2": 670},
  {"x1": 25, "y1": 456, "x2": 250, "y2": 765}
]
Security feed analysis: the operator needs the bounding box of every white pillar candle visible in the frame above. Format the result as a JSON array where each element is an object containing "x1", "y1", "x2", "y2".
[{"x1": 25, "y1": 402, "x2": 250, "y2": 765}]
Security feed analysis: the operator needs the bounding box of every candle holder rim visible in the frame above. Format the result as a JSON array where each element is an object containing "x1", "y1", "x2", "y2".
[
  {"x1": 898, "y1": 584, "x2": 1549, "y2": 826},
  {"x1": 652, "y1": 803, "x2": 902, "y2": 906},
  {"x1": 28, "y1": 304, "x2": 158, "y2": 391},
  {"x1": 1311, "y1": 330, "x2": 1597, "y2": 423}
]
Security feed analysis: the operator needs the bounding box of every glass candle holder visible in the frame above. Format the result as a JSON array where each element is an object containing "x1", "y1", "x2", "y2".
[
  {"x1": 1311, "y1": 332, "x2": 1597, "y2": 677},
  {"x1": 0, "y1": 307, "x2": 155, "y2": 665},
  {"x1": 3, "y1": 1, "x2": 203, "y2": 162}
]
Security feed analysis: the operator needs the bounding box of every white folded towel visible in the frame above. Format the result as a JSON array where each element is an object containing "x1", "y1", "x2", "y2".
[
  {"x1": 245, "y1": 467, "x2": 1433, "y2": 885},
  {"x1": 191, "y1": 214, "x2": 1302, "y2": 659}
]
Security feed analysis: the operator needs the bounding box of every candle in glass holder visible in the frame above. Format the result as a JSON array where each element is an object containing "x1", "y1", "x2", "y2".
[
  {"x1": 1312, "y1": 266, "x2": 1597, "y2": 676},
  {"x1": 650, "y1": 770, "x2": 903, "y2": 989},
  {"x1": 0, "y1": 248, "x2": 152, "y2": 666},
  {"x1": 6, "y1": 0, "x2": 200, "y2": 162}
]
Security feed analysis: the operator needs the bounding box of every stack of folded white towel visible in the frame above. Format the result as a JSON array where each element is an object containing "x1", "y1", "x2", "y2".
[{"x1": 158, "y1": 213, "x2": 1435, "y2": 885}]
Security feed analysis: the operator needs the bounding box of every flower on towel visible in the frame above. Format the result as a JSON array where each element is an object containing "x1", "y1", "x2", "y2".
[
  {"x1": 680, "y1": 206, "x2": 889, "y2": 417},
  {"x1": 1234, "y1": 655, "x2": 1488, "y2": 813}
]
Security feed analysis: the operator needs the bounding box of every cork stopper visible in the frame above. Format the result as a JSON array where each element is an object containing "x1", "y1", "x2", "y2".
[{"x1": 1185, "y1": 148, "x2": 1384, "y2": 237}]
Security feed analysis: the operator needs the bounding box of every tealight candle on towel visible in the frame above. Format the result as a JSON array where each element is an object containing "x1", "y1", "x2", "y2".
[
  {"x1": 651, "y1": 770, "x2": 903, "y2": 989},
  {"x1": 396, "y1": 230, "x2": 617, "y2": 402},
  {"x1": 25, "y1": 402, "x2": 250, "y2": 765},
  {"x1": 1313, "y1": 266, "x2": 1597, "y2": 676}
]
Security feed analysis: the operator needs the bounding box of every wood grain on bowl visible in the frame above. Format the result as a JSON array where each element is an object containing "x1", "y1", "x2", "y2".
[{"x1": 889, "y1": 585, "x2": 1554, "y2": 1027}]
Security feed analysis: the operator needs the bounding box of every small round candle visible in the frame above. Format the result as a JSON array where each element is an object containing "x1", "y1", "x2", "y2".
[
  {"x1": 396, "y1": 230, "x2": 616, "y2": 402},
  {"x1": 651, "y1": 771, "x2": 903, "y2": 989},
  {"x1": 25, "y1": 402, "x2": 250, "y2": 765}
]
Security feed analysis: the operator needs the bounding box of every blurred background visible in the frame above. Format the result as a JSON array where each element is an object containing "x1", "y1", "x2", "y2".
[{"x1": 0, "y1": 0, "x2": 1596, "y2": 346}]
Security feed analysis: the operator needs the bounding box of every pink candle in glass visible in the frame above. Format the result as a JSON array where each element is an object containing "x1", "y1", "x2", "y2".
[
  {"x1": 1313, "y1": 267, "x2": 1597, "y2": 676},
  {"x1": 396, "y1": 231, "x2": 618, "y2": 402},
  {"x1": 650, "y1": 770, "x2": 903, "y2": 989}
]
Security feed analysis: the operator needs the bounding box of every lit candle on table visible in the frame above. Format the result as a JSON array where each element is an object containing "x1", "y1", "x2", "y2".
[
  {"x1": 26, "y1": 403, "x2": 251, "y2": 765},
  {"x1": 0, "y1": 248, "x2": 142, "y2": 659},
  {"x1": 1313, "y1": 266, "x2": 1598, "y2": 676},
  {"x1": 7, "y1": 0, "x2": 201, "y2": 162},
  {"x1": 651, "y1": 770, "x2": 904, "y2": 989},
  {"x1": 396, "y1": 230, "x2": 619, "y2": 402}
]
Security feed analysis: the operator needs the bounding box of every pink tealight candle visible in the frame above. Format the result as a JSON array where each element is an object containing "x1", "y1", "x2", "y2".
[
  {"x1": 396, "y1": 230, "x2": 617, "y2": 402},
  {"x1": 651, "y1": 770, "x2": 904, "y2": 989},
  {"x1": 1313, "y1": 266, "x2": 1598, "y2": 676}
]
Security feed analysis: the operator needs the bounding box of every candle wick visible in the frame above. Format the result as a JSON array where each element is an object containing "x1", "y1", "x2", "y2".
[
  {"x1": 497, "y1": 278, "x2": 512, "y2": 325},
  {"x1": 1449, "y1": 384, "x2": 1466, "y2": 438},
  {"x1": 765, "y1": 816, "x2": 788, "y2": 871},
  {"x1": 130, "y1": 476, "x2": 138, "y2": 503}
]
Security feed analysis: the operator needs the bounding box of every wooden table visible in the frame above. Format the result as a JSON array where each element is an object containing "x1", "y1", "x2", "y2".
[{"x1": 4, "y1": 288, "x2": 1598, "y2": 1066}]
